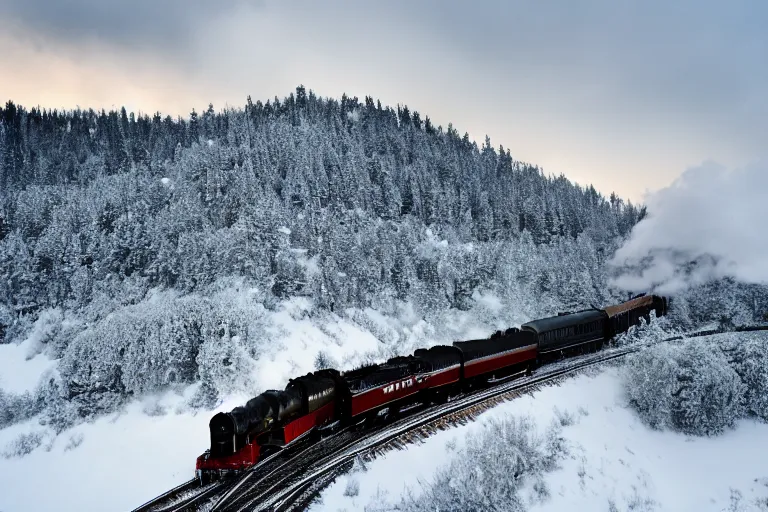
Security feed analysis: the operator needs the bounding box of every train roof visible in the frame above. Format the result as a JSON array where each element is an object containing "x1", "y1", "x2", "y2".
[
  {"x1": 603, "y1": 295, "x2": 655, "y2": 318},
  {"x1": 521, "y1": 309, "x2": 606, "y2": 334},
  {"x1": 341, "y1": 356, "x2": 418, "y2": 393},
  {"x1": 452, "y1": 329, "x2": 535, "y2": 349}
]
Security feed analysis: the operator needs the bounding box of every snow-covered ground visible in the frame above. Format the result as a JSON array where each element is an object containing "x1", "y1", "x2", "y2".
[
  {"x1": 310, "y1": 367, "x2": 768, "y2": 512},
  {"x1": 0, "y1": 387, "x2": 244, "y2": 512},
  {"x1": 0, "y1": 338, "x2": 57, "y2": 395}
]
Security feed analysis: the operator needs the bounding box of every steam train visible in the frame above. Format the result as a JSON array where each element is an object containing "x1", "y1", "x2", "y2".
[{"x1": 196, "y1": 294, "x2": 668, "y2": 481}]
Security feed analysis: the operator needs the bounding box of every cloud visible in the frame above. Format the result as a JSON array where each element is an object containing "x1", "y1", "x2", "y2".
[
  {"x1": 609, "y1": 161, "x2": 768, "y2": 293},
  {"x1": 2, "y1": 0, "x2": 767, "y2": 201},
  {"x1": 1, "y1": 0, "x2": 247, "y2": 50}
]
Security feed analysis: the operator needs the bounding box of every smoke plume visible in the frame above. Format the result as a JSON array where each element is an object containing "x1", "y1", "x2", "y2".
[{"x1": 610, "y1": 161, "x2": 768, "y2": 294}]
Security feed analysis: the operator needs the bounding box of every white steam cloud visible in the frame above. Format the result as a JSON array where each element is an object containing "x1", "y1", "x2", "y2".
[{"x1": 609, "y1": 161, "x2": 768, "y2": 294}]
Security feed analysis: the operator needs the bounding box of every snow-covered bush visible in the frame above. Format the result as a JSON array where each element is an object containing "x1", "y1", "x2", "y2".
[
  {"x1": 671, "y1": 340, "x2": 746, "y2": 435},
  {"x1": 721, "y1": 332, "x2": 768, "y2": 421},
  {"x1": 313, "y1": 350, "x2": 337, "y2": 370},
  {"x1": 0, "y1": 303, "x2": 11, "y2": 343},
  {"x1": 390, "y1": 416, "x2": 567, "y2": 511},
  {"x1": 612, "y1": 314, "x2": 675, "y2": 347},
  {"x1": 624, "y1": 344, "x2": 681, "y2": 430},
  {"x1": 2, "y1": 431, "x2": 45, "y2": 459},
  {"x1": 624, "y1": 339, "x2": 746, "y2": 436},
  {"x1": 343, "y1": 477, "x2": 360, "y2": 498},
  {"x1": 50, "y1": 286, "x2": 269, "y2": 422},
  {"x1": 0, "y1": 389, "x2": 38, "y2": 429}
]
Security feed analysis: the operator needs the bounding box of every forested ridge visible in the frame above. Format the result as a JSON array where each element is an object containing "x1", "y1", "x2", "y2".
[
  {"x1": 0, "y1": 86, "x2": 764, "y2": 433},
  {"x1": 0, "y1": 86, "x2": 646, "y2": 334}
]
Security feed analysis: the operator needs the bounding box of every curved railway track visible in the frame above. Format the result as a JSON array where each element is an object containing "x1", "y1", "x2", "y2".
[
  {"x1": 241, "y1": 345, "x2": 638, "y2": 512},
  {"x1": 132, "y1": 325, "x2": 768, "y2": 512}
]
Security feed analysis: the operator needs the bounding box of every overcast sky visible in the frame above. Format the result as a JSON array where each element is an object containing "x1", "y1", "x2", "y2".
[{"x1": 1, "y1": 0, "x2": 766, "y2": 201}]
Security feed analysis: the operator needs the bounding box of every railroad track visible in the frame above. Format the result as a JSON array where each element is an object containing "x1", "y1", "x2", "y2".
[
  {"x1": 133, "y1": 325, "x2": 768, "y2": 512},
  {"x1": 130, "y1": 434, "x2": 341, "y2": 512}
]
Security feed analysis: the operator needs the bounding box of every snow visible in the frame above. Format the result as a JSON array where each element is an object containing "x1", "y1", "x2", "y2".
[
  {"x1": 310, "y1": 367, "x2": 768, "y2": 512},
  {"x1": 160, "y1": 177, "x2": 171, "y2": 186},
  {"x1": 346, "y1": 110, "x2": 360, "y2": 123},
  {"x1": 471, "y1": 289, "x2": 504, "y2": 314},
  {"x1": 0, "y1": 342, "x2": 56, "y2": 394},
  {"x1": 0, "y1": 311, "x2": 61, "y2": 394},
  {"x1": 278, "y1": 226, "x2": 291, "y2": 235},
  {"x1": 0, "y1": 387, "x2": 251, "y2": 512}
]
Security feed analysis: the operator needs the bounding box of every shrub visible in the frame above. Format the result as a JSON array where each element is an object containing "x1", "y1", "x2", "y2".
[
  {"x1": 722, "y1": 333, "x2": 768, "y2": 421},
  {"x1": 2, "y1": 432, "x2": 45, "y2": 459},
  {"x1": 389, "y1": 416, "x2": 568, "y2": 512},
  {"x1": 625, "y1": 339, "x2": 746, "y2": 436}
]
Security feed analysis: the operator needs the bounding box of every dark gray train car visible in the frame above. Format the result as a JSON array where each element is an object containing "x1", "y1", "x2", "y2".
[{"x1": 520, "y1": 309, "x2": 608, "y2": 355}]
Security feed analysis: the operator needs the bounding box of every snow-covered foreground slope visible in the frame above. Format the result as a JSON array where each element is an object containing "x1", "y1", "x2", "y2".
[
  {"x1": 311, "y1": 367, "x2": 768, "y2": 512},
  {"x1": 0, "y1": 389, "x2": 249, "y2": 512}
]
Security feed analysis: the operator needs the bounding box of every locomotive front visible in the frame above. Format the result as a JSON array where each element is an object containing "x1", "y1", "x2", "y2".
[{"x1": 196, "y1": 372, "x2": 340, "y2": 480}]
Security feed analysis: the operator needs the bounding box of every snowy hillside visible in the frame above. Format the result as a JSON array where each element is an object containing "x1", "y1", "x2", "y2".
[{"x1": 311, "y1": 353, "x2": 768, "y2": 512}]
